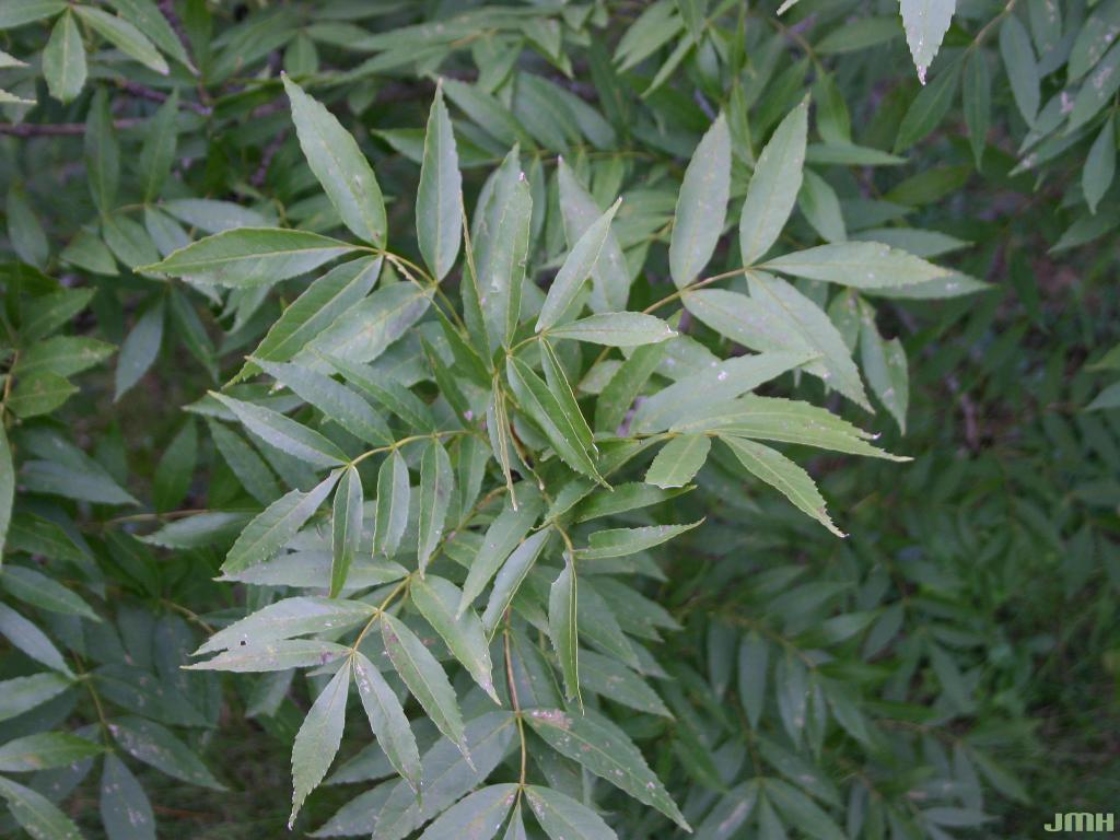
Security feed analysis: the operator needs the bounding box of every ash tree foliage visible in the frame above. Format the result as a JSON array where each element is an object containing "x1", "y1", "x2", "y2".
[{"x1": 0, "y1": 1, "x2": 1115, "y2": 839}]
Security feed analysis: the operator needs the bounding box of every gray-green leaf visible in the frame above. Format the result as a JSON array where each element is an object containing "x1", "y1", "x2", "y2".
[
  {"x1": 413, "y1": 575, "x2": 498, "y2": 703},
  {"x1": 142, "y1": 228, "x2": 357, "y2": 287},
  {"x1": 373, "y1": 451, "x2": 411, "y2": 558},
  {"x1": 645, "y1": 434, "x2": 711, "y2": 488},
  {"x1": 546, "y1": 313, "x2": 676, "y2": 347},
  {"x1": 538, "y1": 199, "x2": 622, "y2": 331},
  {"x1": 353, "y1": 651, "x2": 422, "y2": 791},
  {"x1": 221, "y1": 472, "x2": 339, "y2": 574},
  {"x1": 740, "y1": 101, "x2": 808, "y2": 266},
  {"x1": 526, "y1": 709, "x2": 688, "y2": 830},
  {"x1": 42, "y1": 11, "x2": 86, "y2": 103},
  {"x1": 382, "y1": 613, "x2": 468, "y2": 757},
  {"x1": 283, "y1": 76, "x2": 387, "y2": 246},
  {"x1": 720, "y1": 436, "x2": 845, "y2": 537},
  {"x1": 900, "y1": 0, "x2": 955, "y2": 83},
  {"x1": 670, "y1": 114, "x2": 730, "y2": 289},
  {"x1": 331, "y1": 465, "x2": 363, "y2": 597},
  {"x1": 417, "y1": 83, "x2": 463, "y2": 281},
  {"x1": 211, "y1": 393, "x2": 349, "y2": 468},
  {"x1": 290, "y1": 662, "x2": 350, "y2": 826},
  {"x1": 417, "y1": 440, "x2": 454, "y2": 574}
]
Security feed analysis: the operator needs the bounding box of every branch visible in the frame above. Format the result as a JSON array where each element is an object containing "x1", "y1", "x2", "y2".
[{"x1": 0, "y1": 118, "x2": 145, "y2": 137}]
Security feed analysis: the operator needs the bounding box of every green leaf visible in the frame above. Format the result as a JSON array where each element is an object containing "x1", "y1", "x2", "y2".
[
  {"x1": 340, "y1": 710, "x2": 515, "y2": 840},
  {"x1": 17, "y1": 336, "x2": 115, "y2": 378},
  {"x1": 109, "y1": 715, "x2": 225, "y2": 790},
  {"x1": 0, "y1": 1, "x2": 67, "y2": 29},
  {"x1": 211, "y1": 393, "x2": 349, "y2": 468},
  {"x1": 740, "y1": 101, "x2": 808, "y2": 266},
  {"x1": 595, "y1": 343, "x2": 666, "y2": 433},
  {"x1": 900, "y1": 0, "x2": 955, "y2": 83},
  {"x1": 85, "y1": 89, "x2": 120, "y2": 213},
  {"x1": 645, "y1": 434, "x2": 711, "y2": 488},
  {"x1": 538, "y1": 199, "x2": 622, "y2": 331},
  {"x1": 963, "y1": 52, "x2": 991, "y2": 168},
  {"x1": 481, "y1": 528, "x2": 551, "y2": 636},
  {"x1": 0, "y1": 430, "x2": 13, "y2": 562},
  {"x1": 221, "y1": 472, "x2": 340, "y2": 574},
  {"x1": 0, "y1": 673, "x2": 72, "y2": 723},
  {"x1": 20, "y1": 287, "x2": 95, "y2": 343},
  {"x1": 417, "y1": 83, "x2": 463, "y2": 282},
  {"x1": 0, "y1": 732, "x2": 102, "y2": 772},
  {"x1": 412, "y1": 575, "x2": 498, "y2": 703},
  {"x1": 557, "y1": 159, "x2": 629, "y2": 311},
  {"x1": 290, "y1": 662, "x2": 350, "y2": 826},
  {"x1": 895, "y1": 58, "x2": 962, "y2": 152},
  {"x1": 525, "y1": 785, "x2": 617, "y2": 840},
  {"x1": 670, "y1": 395, "x2": 908, "y2": 461},
  {"x1": 720, "y1": 436, "x2": 845, "y2": 537},
  {"x1": 670, "y1": 114, "x2": 730, "y2": 288},
  {"x1": 540, "y1": 341, "x2": 596, "y2": 457},
  {"x1": 508, "y1": 357, "x2": 602, "y2": 482},
  {"x1": 298, "y1": 281, "x2": 431, "y2": 365},
  {"x1": 42, "y1": 11, "x2": 86, "y2": 103},
  {"x1": 684, "y1": 286, "x2": 870, "y2": 405},
  {"x1": 576, "y1": 521, "x2": 702, "y2": 560},
  {"x1": 254, "y1": 358, "x2": 391, "y2": 446},
  {"x1": 631, "y1": 350, "x2": 814, "y2": 434},
  {"x1": 331, "y1": 465, "x2": 363, "y2": 597},
  {"x1": 739, "y1": 632, "x2": 769, "y2": 729},
  {"x1": 999, "y1": 14, "x2": 1039, "y2": 124},
  {"x1": 74, "y1": 6, "x2": 168, "y2": 74},
  {"x1": 763, "y1": 242, "x2": 950, "y2": 288},
  {"x1": 108, "y1": 0, "x2": 193, "y2": 70},
  {"x1": 115, "y1": 298, "x2": 165, "y2": 400},
  {"x1": 142, "y1": 229, "x2": 357, "y2": 287},
  {"x1": 859, "y1": 301, "x2": 909, "y2": 433},
  {"x1": 549, "y1": 562, "x2": 580, "y2": 703},
  {"x1": 526, "y1": 709, "x2": 689, "y2": 829},
  {"x1": 0, "y1": 603, "x2": 67, "y2": 676},
  {"x1": 101, "y1": 754, "x2": 156, "y2": 840},
  {"x1": 1068, "y1": 41, "x2": 1120, "y2": 132},
  {"x1": 0, "y1": 776, "x2": 82, "y2": 840},
  {"x1": 459, "y1": 494, "x2": 543, "y2": 616},
  {"x1": 140, "y1": 91, "x2": 179, "y2": 202},
  {"x1": 1084, "y1": 118, "x2": 1117, "y2": 215},
  {"x1": 766, "y1": 778, "x2": 846, "y2": 840},
  {"x1": 241, "y1": 256, "x2": 381, "y2": 379},
  {"x1": 283, "y1": 76, "x2": 387, "y2": 246},
  {"x1": 186, "y1": 639, "x2": 350, "y2": 672},
  {"x1": 419, "y1": 785, "x2": 518, "y2": 840},
  {"x1": 381, "y1": 613, "x2": 468, "y2": 757},
  {"x1": 353, "y1": 651, "x2": 422, "y2": 791},
  {"x1": 20, "y1": 454, "x2": 137, "y2": 506},
  {"x1": 578, "y1": 649, "x2": 671, "y2": 717},
  {"x1": 327, "y1": 353, "x2": 436, "y2": 432},
  {"x1": 7, "y1": 372, "x2": 76, "y2": 419},
  {"x1": 373, "y1": 451, "x2": 411, "y2": 558},
  {"x1": 546, "y1": 313, "x2": 676, "y2": 347},
  {"x1": 207, "y1": 421, "x2": 281, "y2": 504},
  {"x1": 1, "y1": 565, "x2": 100, "y2": 621},
  {"x1": 195, "y1": 597, "x2": 374, "y2": 655},
  {"x1": 7, "y1": 185, "x2": 48, "y2": 269},
  {"x1": 417, "y1": 439, "x2": 454, "y2": 574},
  {"x1": 1069, "y1": 0, "x2": 1120, "y2": 79},
  {"x1": 153, "y1": 418, "x2": 197, "y2": 512},
  {"x1": 482, "y1": 172, "x2": 531, "y2": 350}
]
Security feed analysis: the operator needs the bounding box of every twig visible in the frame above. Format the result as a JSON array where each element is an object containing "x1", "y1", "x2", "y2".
[
  {"x1": 0, "y1": 118, "x2": 146, "y2": 137},
  {"x1": 118, "y1": 79, "x2": 212, "y2": 115},
  {"x1": 251, "y1": 129, "x2": 288, "y2": 187},
  {"x1": 158, "y1": 0, "x2": 193, "y2": 57}
]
